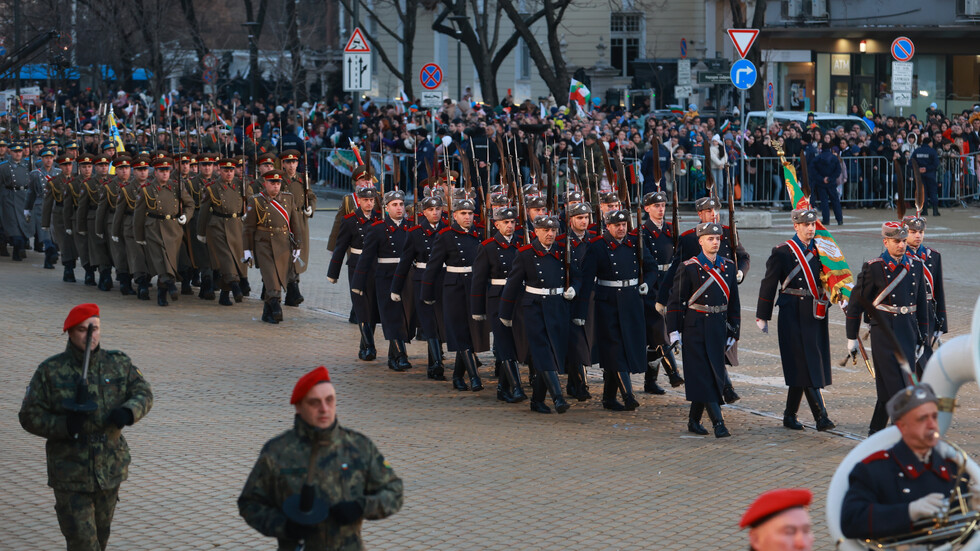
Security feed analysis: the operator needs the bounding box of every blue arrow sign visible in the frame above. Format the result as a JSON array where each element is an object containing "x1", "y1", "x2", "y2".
[{"x1": 730, "y1": 58, "x2": 757, "y2": 90}]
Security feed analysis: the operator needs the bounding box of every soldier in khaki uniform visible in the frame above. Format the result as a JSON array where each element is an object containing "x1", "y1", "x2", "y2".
[
  {"x1": 133, "y1": 157, "x2": 194, "y2": 306},
  {"x1": 76, "y1": 155, "x2": 114, "y2": 291},
  {"x1": 42, "y1": 155, "x2": 79, "y2": 281},
  {"x1": 111, "y1": 157, "x2": 153, "y2": 300},
  {"x1": 19, "y1": 303, "x2": 153, "y2": 551},
  {"x1": 197, "y1": 158, "x2": 247, "y2": 305},
  {"x1": 95, "y1": 156, "x2": 135, "y2": 296},
  {"x1": 243, "y1": 170, "x2": 297, "y2": 324},
  {"x1": 64, "y1": 154, "x2": 96, "y2": 285},
  {"x1": 279, "y1": 150, "x2": 316, "y2": 306}
]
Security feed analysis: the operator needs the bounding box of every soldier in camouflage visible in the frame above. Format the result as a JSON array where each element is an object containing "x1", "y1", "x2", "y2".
[
  {"x1": 18, "y1": 303, "x2": 153, "y2": 551},
  {"x1": 239, "y1": 366, "x2": 403, "y2": 550}
]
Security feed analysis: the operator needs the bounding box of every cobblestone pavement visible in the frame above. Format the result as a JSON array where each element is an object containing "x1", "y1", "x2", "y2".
[{"x1": 3, "y1": 204, "x2": 980, "y2": 550}]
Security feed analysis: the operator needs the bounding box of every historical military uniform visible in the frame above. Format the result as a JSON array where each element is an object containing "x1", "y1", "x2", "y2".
[
  {"x1": 198, "y1": 158, "x2": 248, "y2": 305},
  {"x1": 64, "y1": 155, "x2": 96, "y2": 284},
  {"x1": 42, "y1": 156, "x2": 79, "y2": 280},
  {"x1": 280, "y1": 150, "x2": 317, "y2": 306},
  {"x1": 95, "y1": 157, "x2": 134, "y2": 295},
  {"x1": 76, "y1": 156, "x2": 114, "y2": 291},
  {"x1": 188, "y1": 154, "x2": 217, "y2": 299},
  {"x1": 560, "y1": 203, "x2": 597, "y2": 401},
  {"x1": 329, "y1": 165, "x2": 381, "y2": 252},
  {"x1": 903, "y1": 215, "x2": 947, "y2": 375},
  {"x1": 756, "y1": 208, "x2": 835, "y2": 431},
  {"x1": 0, "y1": 143, "x2": 33, "y2": 260},
  {"x1": 111, "y1": 158, "x2": 153, "y2": 300},
  {"x1": 243, "y1": 170, "x2": 297, "y2": 323},
  {"x1": 173, "y1": 153, "x2": 203, "y2": 296},
  {"x1": 18, "y1": 304, "x2": 153, "y2": 551},
  {"x1": 328, "y1": 189, "x2": 380, "y2": 358},
  {"x1": 25, "y1": 149, "x2": 62, "y2": 268}
]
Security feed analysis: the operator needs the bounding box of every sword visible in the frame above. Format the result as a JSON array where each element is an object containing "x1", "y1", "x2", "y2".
[{"x1": 62, "y1": 324, "x2": 98, "y2": 436}]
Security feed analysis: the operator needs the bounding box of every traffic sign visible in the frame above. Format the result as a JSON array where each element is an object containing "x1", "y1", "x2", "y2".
[
  {"x1": 891, "y1": 36, "x2": 914, "y2": 62},
  {"x1": 892, "y1": 61, "x2": 913, "y2": 107},
  {"x1": 677, "y1": 59, "x2": 691, "y2": 86},
  {"x1": 202, "y1": 69, "x2": 216, "y2": 84},
  {"x1": 202, "y1": 53, "x2": 218, "y2": 70},
  {"x1": 730, "y1": 58, "x2": 757, "y2": 90},
  {"x1": 765, "y1": 82, "x2": 774, "y2": 109},
  {"x1": 419, "y1": 63, "x2": 443, "y2": 90},
  {"x1": 727, "y1": 28, "x2": 760, "y2": 59},
  {"x1": 343, "y1": 53, "x2": 372, "y2": 91},
  {"x1": 674, "y1": 85, "x2": 693, "y2": 99},
  {"x1": 420, "y1": 90, "x2": 443, "y2": 108},
  {"x1": 698, "y1": 72, "x2": 730, "y2": 84},
  {"x1": 345, "y1": 28, "x2": 371, "y2": 53},
  {"x1": 680, "y1": 38, "x2": 687, "y2": 59}
]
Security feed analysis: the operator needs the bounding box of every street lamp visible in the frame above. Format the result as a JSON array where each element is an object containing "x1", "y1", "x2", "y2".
[
  {"x1": 448, "y1": 14, "x2": 468, "y2": 102},
  {"x1": 242, "y1": 22, "x2": 260, "y2": 102}
]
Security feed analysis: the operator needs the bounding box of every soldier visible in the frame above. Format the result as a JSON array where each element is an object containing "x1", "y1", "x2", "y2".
[
  {"x1": 667, "y1": 222, "x2": 741, "y2": 438},
  {"x1": 238, "y1": 366, "x2": 403, "y2": 549},
  {"x1": 95, "y1": 156, "x2": 136, "y2": 296},
  {"x1": 25, "y1": 147, "x2": 62, "y2": 268},
  {"x1": 392, "y1": 196, "x2": 447, "y2": 380},
  {"x1": 755, "y1": 208, "x2": 835, "y2": 432},
  {"x1": 329, "y1": 165, "x2": 379, "y2": 252},
  {"x1": 133, "y1": 157, "x2": 194, "y2": 307},
  {"x1": 903, "y1": 214, "x2": 946, "y2": 375},
  {"x1": 111, "y1": 157, "x2": 154, "y2": 300},
  {"x1": 421, "y1": 198, "x2": 491, "y2": 391},
  {"x1": 352, "y1": 190, "x2": 414, "y2": 372},
  {"x1": 328, "y1": 188, "x2": 380, "y2": 358},
  {"x1": 911, "y1": 136, "x2": 940, "y2": 216},
  {"x1": 189, "y1": 154, "x2": 217, "y2": 299},
  {"x1": 174, "y1": 152, "x2": 199, "y2": 295},
  {"x1": 19, "y1": 303, "x2": 153, "y2": 551},
  {"x1": 64, "y1": 154, "x2": 96, "y2": 284},
  {"x1": 846, "y1": 222, "x2": 929, "y2": 435},
  {"x1": 0, "y1": 142, "x2": 33, "y2": 260},
  {"x1": 76, "y1": 155, "x2": 115, "y2": 291},
  {"x1": 197, "y1": 158, "x2": 248, "y2": 306},
  {"x1": 42, "y1": 155, "x2": 79, "y2": 281},
  {"x1": 243, "y1": 170, "x2": 298, "y2": 324},
  {"x1": 640, "y1": 191, "x2": 684, "y2": 394},
  {"x1": 471, "y1": 206, "x2": 528, "y2": 403},
  {"x1": 280, "y1": 150, "x2": 316, "y2": 307},
  {"x1": 739, "y1": 488, "x2": 815, "y2": 551},
  {"x1": 561, "y1": 202, "x2": 596, "y2": 401},
  {"x1": 500, "y1": 215, "x2": 577, "y2": 414}
]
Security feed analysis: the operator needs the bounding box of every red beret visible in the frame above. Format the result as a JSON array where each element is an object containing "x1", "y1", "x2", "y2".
[
  {"x1": 739, "y1": 488, "x2": 812, "y2": 529},
  {"x1": 290, "y1": 366, "x2": 331, "y2": 404},
  {"x1": 63, "y1": 303, "x2": 100, "y2": 333}
]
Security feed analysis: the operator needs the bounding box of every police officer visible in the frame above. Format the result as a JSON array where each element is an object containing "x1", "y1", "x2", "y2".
[
  {"x1": 912, "y1": 136, "x2": 940, "y2": 216},
  {"x1": 756, "y1": 208, "x2": 835, "y2": 431},
  {"x1": 95, "y1": 156, "x2": 135, "y2": 296},
  {"x1": 243, "y1": 170, "x2": 297, "y2": 323},
  {"x1": 25, "y1": 147, "x2": 62, "y2": 268},
  {"x1": 238, "y1": 366, "x2": 403, "y2": 550},
  {"x1": 43, "y1": 155, "x2": 79, "y2": 281},
  {"x1": 667, "y1": 222, "x2": 741, "y2": 438},
  {"x1": 561, "y1": 202, "x2": 596, "y2": 401},
  {"x1": 19, "y1": 303, "x2": 153, "y2": 551},
  {"x1": 197, "y1": 158, "x2": 248, "y2": 305},
  {"x1": 111, "y1": 157, "x2": 153, "y2": 300},
  {"x1": 0, "y1": 142, "x2": 33, "y2": 260},
  {"x1": 903, "y1": 214, "x2": 946, "y2": 375},
  {"x1": 810, "y1": 136, "x2": 843, "y2": 226},
  {"x1": 846, "y1": 222, "x2": 929, "y2": 435}
]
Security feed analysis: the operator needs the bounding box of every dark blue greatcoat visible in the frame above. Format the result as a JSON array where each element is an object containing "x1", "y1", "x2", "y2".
[
  {"x1": 327, "y1": 208, "x2": 379, "y2": 325},
  {"x1": 471, "y1": 232, "x2": 527, "y2": 363},
  {"x1": 561, "y1": 229, "x2": 597, "y2": 367},
  {"x1": 657, "y1": 224, "x2": 749, "y2": 305},
  {"x1": 641, "y1": 220, "x2": 673, "y2": 347},
  {"x1": 906, "y1": 245, "x2": 947, "y2": 370},
  {"x1": 392, "y1": 218, "x2": 445, "y2": 341},
  {"x1": 353, "y1": 215, "x2": 412, "y2": 341}
]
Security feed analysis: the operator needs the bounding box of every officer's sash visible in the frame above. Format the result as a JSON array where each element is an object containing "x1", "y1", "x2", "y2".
[
  {"x1": 873, "y1": 263, "x2": 908, "y2": 307},
  {"x1": 690, "y1": 261, "x2": 730, "y2": 303},
  {"x1": 269, "y1": 197, "x2": 290, "y2": 227},
  {"x1": 786, "y1": 239, "x2": 828, "y2": 318}
]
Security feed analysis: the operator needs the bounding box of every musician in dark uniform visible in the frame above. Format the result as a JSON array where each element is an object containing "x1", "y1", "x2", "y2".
[
  {"x1": 352, "y1": 190, "x2": 413, "y2": 372},
  {"x1": 500, "y1": 215, "x2": 576, "y2": 414},
  {"x1": 580, "y1": 210, "x2": 657, "y2": 412},
  {"x1": 471, "y1": 206, "x2": 528, "y2": 404},
  {"x1": 561, "y1": 202, "x2": 596, "y2": 401},
  {"x1": 640, "y1": 191, "x2": 684, "y2": 394},
  {"x1": 841, "y1": 383, "x2": 977, "y2": 540},
  {"x1": 903, "y1": 214, "x2": 946, "y2": 375},
  {"x1": 421, "y1": 198, "x2": 490, "y2": 392},
  {"x1": 755, "y1": 208, "x2": 835, "y2": 432},
  {"x1": 666, "y1": 222, "x2": 741, "y2": 438},
  {"x1": 847, "y1": 221, "x2": 930, "y2": 435},
  {"x1": 328, "y1": 188, "x2": 380, "y2": 361}
]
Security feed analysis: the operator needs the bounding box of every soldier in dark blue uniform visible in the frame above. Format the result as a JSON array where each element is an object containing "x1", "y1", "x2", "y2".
[
  {"x1": 328, "y1": 188, "x2": 380, "y2": 361},
  {"x1": 580, "y1": 210, "x2": 657, "y2": 411},
  {"x1": 846, "y1": 222, "x2": 929, "y2": 435},
  {"x1": 841, "y1": 383, "x2": 976, "y2": 540},
  {"x1": 755, "y1": 208, "x2": 836, "y2": 432},
  {"x1": 523, "y1": 196, "x2": 548, "y2": 233},
  {"x1": 353, "y1": 190, "x2": 413, "y2": 372},
  {"x1": 587, "y1": 192, "x2": 621, "y2": 235},
  {"x1": 415, "y1": 129, "x2": 436, "y2": 184},
  {"x1": 556, "y1": 189, "x2": 583, "y2": 234},
  {"x1": 392, "y1": 196, "x2": 447, "y2": 380},
  {"x1": 912, "y1": 136, "x2": 940, "y2": 216},
  {"x1": 810, "y1": 137, "x2": 843, "y2": 226},
  {"x1": 640, "y1": 191, "x2": 684, "y2": 394},
  {"x1": 902, "y1": 214, "x2": 946, "y2": 375},
  {"x1": 667, "y1": 222, "x2": 741, "y2": 438},
  {"x1": 471, "y1": 206, "x2": 528, "y2": 403},
  {"x1": 500, "y1": 215, "x2": 577, "y2": 414},
  {"x1": 421, "y1": 199, "x2": 490, "y2": 391},
  {"x1": 560, "y1": 202, "x2": 596, "y2": 401}
]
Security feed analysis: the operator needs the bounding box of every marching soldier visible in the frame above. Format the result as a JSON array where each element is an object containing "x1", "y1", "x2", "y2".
[
  {"x1": 561, "y1": 202, "x2": 596, "y2": 401},
  {"x1": 903, "y1": 214, "x2": 946, "y2": 375},
  {"x1": 25, "y1": 147, "x2": 62, "y2": 269},
  {"x1": 42, "y1": 155, "x2": 79, "y2": 281},
  {"x1": 64, "y1": 154, "x2": 96, "y2": 285},
  {"x1": 352, "y1": 190, "x2": 414, "y2": 372},
  {"x1": 111, "y1": 157, "x2": 154, "y2": 300},
  {"x1": 328, "y1": 165, "x2": 378, "y2": 252},
  {"x1": 755, "y1": 208, "x2": 835, "y2": 432},
  {"x1": 76, "y1": 155, "x2": 115, "y2": 291},
  {"x1": 846, "y1": 222, "x2": 929, "y2": 435},
  {"x1": 189, "y1": 154, "x2": 217, "y2": 299},
  {"x1": 197, "y1": 158, "x2": 248, "y2": 306},
  {"x1": 0, "y1": 142, "x2": 33, "y2": 260},
  {"x1": 95, "y1": 156, "x2": 136, "y2": 296},
  {"x1": 243, "y1": 170, "x2": 298, "y2": 324},
  {"x1": 174, "y1": 152, "x2": 200, "y2": 296},
  {"x1": 667, "y1": 222, "x2": 741, "y2": 438},
  {"x1": 133, "y1": 157, "x2": 194, "y2": 307},
  {"x1": 280, "y1": 150, "x2": 316, "y2": 307}
]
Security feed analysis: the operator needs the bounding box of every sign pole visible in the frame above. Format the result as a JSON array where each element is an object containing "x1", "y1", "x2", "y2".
[{"x1": 740, "y1": 87, "x2": 745, "y2": 207}]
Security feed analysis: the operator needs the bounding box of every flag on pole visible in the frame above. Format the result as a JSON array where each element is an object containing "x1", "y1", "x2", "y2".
[
  {"x1": 106, "y1": 111, "x2": 126, "y2": 153},
  {"x1": 568, "y1": 79, "x2": 591, "y2": 111},
  {"x1": 781, "y1": 158, "x2": 854, "y2": 305}
]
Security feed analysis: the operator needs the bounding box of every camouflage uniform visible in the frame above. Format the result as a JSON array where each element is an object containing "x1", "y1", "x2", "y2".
[
  {"x1": 18, "y1": 343, "x2": 153, "y2": 551},
  {"x1": 238, "y1": 415, "x2": 404, "y2": 551}
]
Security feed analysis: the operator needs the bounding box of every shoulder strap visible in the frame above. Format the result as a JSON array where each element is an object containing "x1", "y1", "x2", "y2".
[
  {"x1": 873, "y1": 264, "x2": 908, "y2": 307},
  {"x1": 784, "y1": 240, "x2": 821, "y2": 298}
]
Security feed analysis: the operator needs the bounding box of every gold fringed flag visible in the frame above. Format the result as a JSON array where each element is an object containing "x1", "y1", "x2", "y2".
[{"x1": 780, "y1": 157, "x2": 854, "y2": 305}]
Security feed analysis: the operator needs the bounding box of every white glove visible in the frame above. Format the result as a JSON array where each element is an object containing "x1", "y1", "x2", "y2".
[
  {"x1": 669, "y1": 331, "x2": 681, "y2": 348},
  {"x1": 95, "y1": 233, "x2": 103, "y2": 239},
  {"x1": 726, "y1": 337, "x2": 736, "y2": 348},
  {"x1": 78, "y1": 230, "x2": 86, "y2": 236},
  {"x1": 136, "y1": 240, "x2": 147, "y2": 245},
  {"x1": 424, "y1": 300, "x2": 435, "y2": 305},
  {"x1": 292, "y1": 249, "x2": 301, "y2": 261},
  {"x1": 65, "y1": 228, "x2": 72, "y2": 235},
  {"x1": 390, "y1": 292, "x2": 401, "y2": 302},
  {"x1": 304, "y1": 206, "x2": 313, "y2": 216},
  {"x1": 177, "y1": 214, "x2": 187, "y2": 225},
  {"x1": 23, "y1": 209, "x2": 31, "y2": 221},
  {"x1": 352, "y1": 288, "x2": 363, "y2": 296},
  {"x1": 915, "y1": 344, "x2": 925, "y2": 359},
  {"x1": 736, "y1": 269, "x2": 744, "y2": 284},
  {"x1": 242, "y1": 250, "x2": 253, "y2": 263},
  {"x1": 472, "y1": 314, "x2": 486, "y2": 321},
  {"x1": 111, "y1": 236, "x2": 119, "y2": 243},
  {"x1": 638, "y1": 282, "x2": 649, "y2": 295},
  {"x1": 933, "y1": 330, "x2": 943, "y2": 341},
  {"x1": 441, "y1": 135, "x2": 452, "y2": 148},
  {"x1": 563, "y1": 287, "x2": 576, "y2": 300},
  {"x1": 756, "y1": 319, "x2": 768, "y2": 334},
  {"x1": 327, "y1": 277, "x2": 338, "y2": 284},
  {"x1": 908, "y1": 493, "x2": 946, "y2": 522},
  {"x1": 572, "y1": 318, "x2": 585, "y2": 326},
  {"x1": 500, "y1": 318, "x2": 513, "y2": 327},
  {"x1": 656, "y1": 302, "x2": 666, "y2": 315},
  {"x1": 847, "y1": 339, "x2": 859, "y2": 354},
  {"x1": 197, "y1": 235, "x2": 207, "y2": 244}
]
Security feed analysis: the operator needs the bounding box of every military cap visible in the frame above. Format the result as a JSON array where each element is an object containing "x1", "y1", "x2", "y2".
[
  {"x1": 902, "y1": 215, "x2": 926, "y2": 232},
  {"x1": 63, "y1": 303, "x2": 100, "y2": 333},
  {"x1": 533, "y1": 215, "x2": 560, "y2": 229},
  {"x1": 45, "y1": 139, "x2": 59, "y2": 147},
  {"x1": 188, "y1": 156, "x2": 198, "y2": 165},
  {"x1": 441, "y1": 170, "x2": 460, "y2": 183},
  {"x1": 262, "y1": 170, "x2": 284, "y2": 182},
  {"x1": 8, "y1": 142, "x2": 23, "y2": 152},
  {"x1": 65, "y1": 141, "x2": 79, "y2": 150},
  {"x1": 95, "y1": 155, "x2": 111, "y2": 165},
  {"x1": 132, "y1": 157, "x2": 151, "y2": 169},
  {"x1": 217, "y1": 158, "x2": 236, "y2": 169},
  {"x1": 114, "y1": 156, "x2": 132, "y2": 168},
  {"x1": 355, "y1": 187, "x2": 376, "y2": 199},
  {"x1": 526, "y1": 196, "x2": 547, "y2": 209},
  {"x1": 489, "y1": 192, "x2": 510, "y2": 206},
  {"x1": 178, "y1": 153, "x2": 193, "y2": 163},
  {"x1": 695, "y1": 196, "x2": 721, "y2": 211},
  {"x1": 383, "y1": 190, "x2": 406, "y2": 204},
  {"x1": 257, "y1": 153, "x2": 277, "y2": 166},
  {"x1": 603, "y1": 209, "x2": 630, "y2": 225},
  {"x1": 791, "y1": 208, "x2": 818, "y2": 224},
  {"x1": 567, "y1": 203, "x2": 593, "y2": 217},
  {"x1": 77, "y1": 154, "x2": 94, "y2": 165},
  {"x1": 40, "y1": 148, "x2": 55, "y2": 157},
  {"x1": 597, "y1": 192, "x2": 619, "y2": 205},
  {"x1": 32, "y1": 138, "x2": 45, "y2": 146},
  {"x1": 153, "y1": 157, "x2": 174, "y2": 169},
  {"x1": 198, "y1": 153, "x2": 216, "y2": 164},
  {"x1": 643, "y1": 191, "x2": 668, "y2": 205},
  {"x1": 881, "y1": 221, "x2": 908, "y2": 240},
  {"x1": 739, "y1": 488, "x2": 813, "y2": 529},
  {"x1": 523, "y1": 184, "x2": 541, "y2": 196},
  {"x1": 351, "y1": 165, "x2": 376, "y2": 184},
  {"x1": 697, "y1": 222, "x2": 723, "y2": 237},
  {"x1": 290, "y1": 366, "x2": 331, "y2": 405},
  {"x1": 489, "y1": 184, "x2": 506, "y2": 194},
  {"x1": 453, "y1": 198, "x2": 476, "y2": 212},
  {"x1": 493, "y1": 207, "x2": 518, "y2": 221},
  {"x1": 452, "y1": 188, "x2": 476, "y2": 200},
  {"x1": 0, "y1": 138, "x2": 8, "y2": 146},
  {"x1": 102, "y1": 141, "x2": 116, "y2": 151},
  {"x1": 887, "y1": 382, "x2": 938, "y2": 422},
  {"x1": 236, "y1": 156, "x2": 246, "y2": 166},
  {"x1": 279, "y1": 149, "x2": 301, "y2": 161},
  {"x1": 56, "y1": 155, "x2": 73, "y2": 165},
  {"x1": 566, "y1": 190, "x2": 584, "y2": 203},
  {"x1": 420, "y1": 196, "x2": 444, "y2": 210}
]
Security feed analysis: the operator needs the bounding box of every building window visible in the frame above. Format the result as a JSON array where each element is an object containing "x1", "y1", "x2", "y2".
[
  {"x1": 519, "y1": 38, "x2": 531, "y2": 80},
  {"x1": 610, "y1": 13, "x2": 643, "y2": 78}
]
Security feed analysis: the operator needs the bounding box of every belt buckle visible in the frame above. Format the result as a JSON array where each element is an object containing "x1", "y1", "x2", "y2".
[
  {"x1": 165, "y1": 214, "x2": 172, "y2": 220},
  {"x1": 900, "y1": 306, "x2": 909, "y2": 314}
]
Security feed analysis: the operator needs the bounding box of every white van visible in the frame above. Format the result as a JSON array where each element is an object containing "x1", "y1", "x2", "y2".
[{"x1": 746, "y1": 111, "x2": 872, "y2": 135}]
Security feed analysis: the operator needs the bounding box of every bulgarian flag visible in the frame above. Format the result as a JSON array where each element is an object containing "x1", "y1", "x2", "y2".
[
  {"x1": 781, "y1": 158, "x2": 854, "y2": 305},
  {"x1": 671, "y1": 107, "x2": 683, "y2": 116},
  {"x1": 568, "y1": 79, "x2": 591, "y2": 109}
]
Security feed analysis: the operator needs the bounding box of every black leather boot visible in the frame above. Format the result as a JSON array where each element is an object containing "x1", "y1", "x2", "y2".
[
  {"x1": 240, "y1": 276, "x2": 251, "y2": 296},
  {"x1": 462, "y1": 350, "x2": 483, "y2": 391},
  {"x1": 119, "y1": 274, "x2": 136, "y2": 296},
  {"x1": 496, "y1": 363, "x2": 513, "y2": 403},
  {"x1": 271, "y1": 298, "x2": 283, "y2": 322},
  {"x1": 180, "y1": 270, "x2": 194, "y2": 295},
  {"x1": 541, "y1": 371, "x2": 570, "y2": 413},
  {"x1": 191, "y1": 269, "x2": 201, "y2": 287},
  {"x1": 452, "y1": 352, "x2": 469, "y2": 391},
  {"x1": 803, "y1": 387, "x2": 836, "y2": 431},
  {"x1": 644, "y1": 349, "x2": 667, "y2": 395},
  {"x1": 284, "y1": 282, "x2": 304, "y2": 306},
  {"x1": 616, "y1": 371, "x2": 639, "y2": 410},
  {"x1": 705, "y1": 402, "x2": 730, "y2": 438},
  {"x1": 426, "y1": 339, "x2": 446, "y2": 380},
  {"x1": 529, "y1": 373, "x2": 551, "y2": 413},
  {"x1": 157, "y1": 285, "x2": 169, "y2": 306},
  {"x1": 199, "y1": 275, "x2": 216, "y2": 300},
  {"x1": 63, "y1": 261, "x2": 77, "y2": 282},
  {"x1": 11, "y1": 243, "x2": 24, "y2": 261},
  {"x1": 167, "y1": 280, "x2": 179, "y2": 301},
  {"x1": 0, "y1": 240, "x2": 8, "y2": 256},
  {"x1": 98, "y1": 268, "x2": 113, "y2": 291},
  {"x1": 783, "y1": 387, "x2": 805, "y2": 430},
  {"x1": 358, "y1": 324, "x2": 371, "y2": 361},
  {"x1": 504, "y1": 360, "x2": 527, "y2": 403},
  {"x1": 688, "y1": 402, "x2": 709, "y2": 435},
  {"x1": 137, "y1": 276, "x2": 150, "y2": 300},
  {"x1": 33, "y1": 238, "x2": 44, "y2": 252},
  {"x1": 219, "y1": 288, "x2": 233, "y2": 306},
  {"x1": 356, "y1": 323, "x2": 375, "y2": 359},
  {"x1": 573, "y1": 365, "x2": 591, "y2": 400},
  {"x1": 84, "y1": 265, "x2": 97, "y2": 285},
  {"x1": 722, "y1": 384, "x2": 740, "y2": 404},
  {"x1": 601, "y1": 373, "x2": 626, "y2": 411},
  {"x1": 393, "y1": 340, "x2": 412, "y2": 371},
  {"x1": 230, "y1": 281, "x2": 244, "y2": 303},
  {"x1": 43, "y1": 247, "x2": 57, "y2": 269},
  {"x1": 660, "y1": 345, "x2": 685, "y2": 387},
  {"x1": 261, "y1": 300, "x2": 278, "y2": 323}
]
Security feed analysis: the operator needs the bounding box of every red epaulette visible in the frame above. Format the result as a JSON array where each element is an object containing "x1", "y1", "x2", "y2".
[
  {"x1": 557, "y1": 233, "x2": 567, "y2": 241},
  {"x1": 722, "y1": 225, "x2": 731, "y2": 230},
  {"x1": 681, "y1": 228, "x2": 696, "y2": 237},
  {"x1": 519, "y1": 244, "x2": 534, "y2": 252},
  {"x1": 628, "y1": 228, "x2": 639, "y2": 236},
  {"x1": 407, "y1": 225, "x2": 421, "y2": 232},
  {"x1": 683, "y1": 258, "x2": 699, "y2": 266},
  {"x1": 371, "y1": 220, "x2": 384, "y2": 226},
  {"x1": 344, "y1": 212, "x2": 357, "y2": 219},
  {"x1": 438, "y1": 227, "x2": 452, "y2": 234},
  {"x1": 867, "y1": 258, "x2": 884, "y2": 264},
  {"x1": 861, "y1": 450, "x2": 890, "y2": 464},
  {"x1": 481, "y1": 238, "x2": 496, "y2": 246},
  {"x1": 589, "y1": 235, "x2": 604, "y2": 243}
]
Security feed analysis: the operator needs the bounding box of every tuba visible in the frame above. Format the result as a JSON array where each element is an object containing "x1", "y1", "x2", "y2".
[{"x1": 827, "y1": 295, "x2": 980, "y2": 550}]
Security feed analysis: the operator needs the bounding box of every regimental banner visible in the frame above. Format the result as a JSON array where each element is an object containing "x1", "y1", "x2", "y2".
[{"x1": 326, "y1": 149, "x2": 385, "y2": 177}]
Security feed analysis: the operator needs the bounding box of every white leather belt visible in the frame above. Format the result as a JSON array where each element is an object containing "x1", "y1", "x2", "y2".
[
  {"x1": 597, "y1": 278, "x2": 639, "y2": 288},
  {"x1": 526, "y1": 286, "x2": 564, "y2": 296},
  {"x1": 349, "y1": 247, "x2": 363, "y2": 255},
  {"x1": 413, "y1": 262, "x2": 427, "y2": 269},
  {"x1": 490, "y1": 278, "x2": 507, "y2": 286},
  {"x1": 689, "y1": 303, "x2": 727, "y2": 313},
  {"x1": 378, "y1": 257, "x2": 399, "y2": 264},
  {"x1": 658, "y1": 264, "x2": 671, "y2": 271},
  {"x1": 877, "y1": 304, "x2": 916, "y2": 314},
  {"x1": 446, "y1": 266, "x2": 472, "y2": 273}
]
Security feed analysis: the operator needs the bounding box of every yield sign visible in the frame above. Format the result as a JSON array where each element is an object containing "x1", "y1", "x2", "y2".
[
  {"x1": 727, "y1": 28, "x2": 759, "y2": 59},
  {"x1": 344, "y1": 28, "x2": 371, "y2": 53}
]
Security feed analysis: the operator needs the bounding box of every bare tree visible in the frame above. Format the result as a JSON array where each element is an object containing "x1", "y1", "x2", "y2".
[
  {"x1": 336, "y1": 0, "x2": 422, "y2": 100},
  {"x1": 285, "y1": 0, "x2": 307, "y2": 104},
  {"x1": 242, "y1": 0, "x2": 271, "y2": 101},
  {"x1": 178, "y1": 0, "x2": 208, "y2": 64},
  {"x1": 728, "y1": 0, "x2": 767, "y2": 110},
  {"x1": 498, "y1": 0, "x2": 574, "y2": 104}
]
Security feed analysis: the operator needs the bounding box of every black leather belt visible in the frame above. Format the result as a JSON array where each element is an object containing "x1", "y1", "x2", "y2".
[
  {"x1": 211, "y1": 211, "x2": 239, "y2": 218},
  {"x1": 147, "y1": 213, "x2": 174, "y2": 220},
  {"x1": 6, "y1": 185, "x2": 27, "y2": 191}
]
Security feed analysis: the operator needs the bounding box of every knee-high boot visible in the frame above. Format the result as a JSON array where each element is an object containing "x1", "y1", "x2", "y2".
[
  {"x1": 783, "y1": 387, "x2": 804, "y2": 430},
  {"x1": 541, "y1": 371, "x2": 570, "y2": 414},
  {"x1": 426, "y1": 339, "x2": 446, "y2": 380},
  {"x1": 705, "y1": 402, "x2": 730, "y2": 438},
  {"x1": 452, "y1": 352, "x2": 469, "y2": 391},
  {"x1": 803, "y1": 387, "x2": 836, "y2": 431},
  {"x1": 688, "y1": 402, "x2": 708, "y2": 435},
  {"x1": 462, "y1": 349, "x2": 483, "y2": 391}
]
